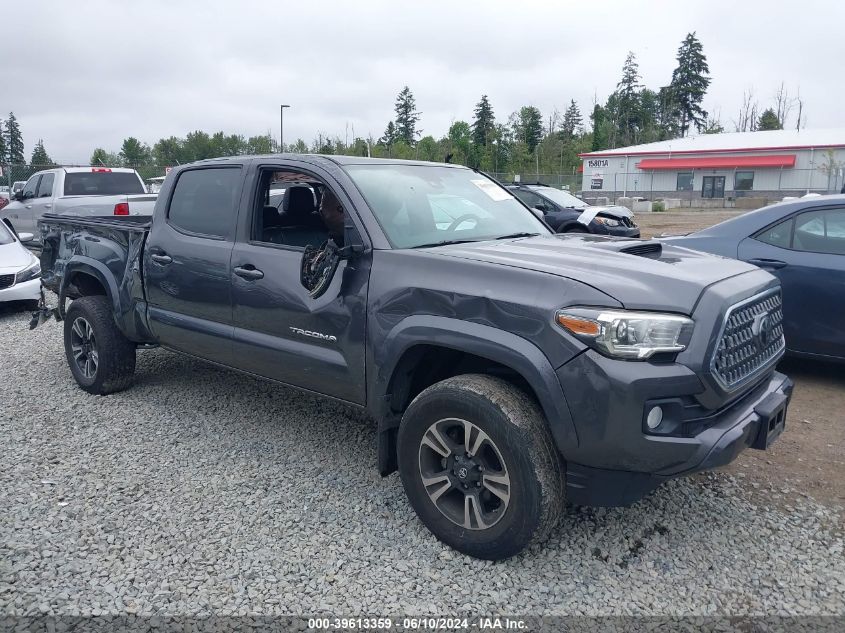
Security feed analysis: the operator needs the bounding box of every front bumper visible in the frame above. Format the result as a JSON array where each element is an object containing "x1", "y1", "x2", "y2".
[
  {"x1": 555, "y1": 350, "x2": 793, "y2": 507},
  {"x1": 595, "y1": 223, "x2": 640, "y2": 238},
  {"x1": 0, "y1": 277, "x2": 41, "y2": 302}
]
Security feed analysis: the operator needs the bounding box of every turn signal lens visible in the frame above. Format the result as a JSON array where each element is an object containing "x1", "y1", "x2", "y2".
[{"x1": 556, "y1": 314, "x2": 601, "y2": 336}]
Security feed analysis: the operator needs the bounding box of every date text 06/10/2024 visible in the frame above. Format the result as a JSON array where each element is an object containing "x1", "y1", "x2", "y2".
[{"x1": 307, "y1": 617, "x2": 527, "y2": 630}]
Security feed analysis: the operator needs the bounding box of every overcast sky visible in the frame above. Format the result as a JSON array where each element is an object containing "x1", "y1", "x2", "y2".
[{"x1": 6, "y1": 0, "x2": 843, "y2": 164}]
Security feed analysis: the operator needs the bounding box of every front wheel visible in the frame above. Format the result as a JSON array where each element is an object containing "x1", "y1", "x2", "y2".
[
  {"x1": 398, "y1": 374, "x2": 564, "y2": 560},
  {"x1": 63, "y1": 295, "x2": 136, "y2": 395}
]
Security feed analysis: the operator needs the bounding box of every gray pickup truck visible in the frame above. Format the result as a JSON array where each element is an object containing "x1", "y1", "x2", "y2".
[{"x1": 35, "y1": 155, "x2": 793, "y2": 560}]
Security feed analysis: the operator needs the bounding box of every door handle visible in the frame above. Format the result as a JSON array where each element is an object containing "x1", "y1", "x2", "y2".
[
  {"x1": 44, "y1": 204, "x2": 52, "y2": 209},
  {"x1": 747, "y1": 258, "x2": 787, "y2": 270},
  {"x1": 150, "y1": 253, "x2": 172, "y2": 265},
  {"x1": 25, "y1": 204, "x2": 32, "y2": 209},
  {"x1": 233, "y1": 265, "x2": 264, "y2": 280}
]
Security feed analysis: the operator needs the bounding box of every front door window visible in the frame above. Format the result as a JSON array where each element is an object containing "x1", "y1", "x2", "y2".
[{"x1": 702, "y1": 176, "x2": 725, "y2": 199}]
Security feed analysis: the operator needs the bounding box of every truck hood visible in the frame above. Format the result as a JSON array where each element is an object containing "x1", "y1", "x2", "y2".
[{"x1": 433, "y1": 234, "x2": 763, "y2": 313}]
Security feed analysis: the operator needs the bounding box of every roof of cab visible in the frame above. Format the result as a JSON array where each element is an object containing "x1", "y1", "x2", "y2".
[{"x1": 186, "y1": 154, "x2": 467, "y2": 169}]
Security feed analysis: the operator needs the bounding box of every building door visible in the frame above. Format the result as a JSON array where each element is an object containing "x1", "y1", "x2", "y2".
[{"x1": 702, "y1": 176, "x2": 725, "y2": 198}]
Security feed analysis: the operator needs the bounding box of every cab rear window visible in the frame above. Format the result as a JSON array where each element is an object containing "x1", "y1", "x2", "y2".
[{"x1": 64, "y1": 172, "x2": 145, "y2": 196}]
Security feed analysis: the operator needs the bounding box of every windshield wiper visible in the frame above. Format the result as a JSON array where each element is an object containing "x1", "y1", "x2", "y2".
[
  {"x1": 411, "y1": 238, "x2": 481, "y2": 249},
  {"x1": 494, "y1": 232, "x2": 541, "y2": 240}
]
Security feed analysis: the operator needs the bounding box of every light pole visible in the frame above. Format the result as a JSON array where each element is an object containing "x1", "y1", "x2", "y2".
[{"x1": 280, "y1": 104, "x2": 290, "y2": 152}]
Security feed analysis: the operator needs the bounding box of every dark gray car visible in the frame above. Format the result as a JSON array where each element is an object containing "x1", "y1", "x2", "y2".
[{"x1": 661, "y1": 195, "x2": 845, "y2": 362}]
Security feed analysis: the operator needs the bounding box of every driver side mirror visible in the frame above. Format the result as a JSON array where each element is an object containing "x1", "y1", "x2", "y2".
[
  {"x1": 530, "y1": 207, "x2": 545, "y2": 220},
  {"x1": 18, "y1": 232, "x2": 35, "y2": 243},
  {"x1": 14, "y1": 190, "x2": 26, "y2": 201},
  {"x1": 299, "y1": 223, "x2": 365, "y2": 298}
]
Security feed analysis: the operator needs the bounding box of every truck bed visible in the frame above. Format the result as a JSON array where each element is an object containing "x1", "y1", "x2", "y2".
[{"x1": 39, "y1": 213, "x2": 153, "y2": 342}]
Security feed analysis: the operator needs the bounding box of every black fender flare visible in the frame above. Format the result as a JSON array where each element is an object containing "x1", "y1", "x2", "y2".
[
  {"x1": 59, "y1": 257, "x2": 121, "y2": 316},
  {"x1": 370, "y1": 315, "x2": 579, "y2": 473}
]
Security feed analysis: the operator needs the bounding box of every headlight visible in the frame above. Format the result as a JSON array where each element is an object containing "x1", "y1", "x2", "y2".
[
  {"x1": 556, "y1": 308, "x2": 693, "y2": 359},
  {"x1": 16, "y1": 257, "x2": 41, "y2": 284},
  {"x1": 594, "y1": 217, "x2": 621, "y2": 227}
]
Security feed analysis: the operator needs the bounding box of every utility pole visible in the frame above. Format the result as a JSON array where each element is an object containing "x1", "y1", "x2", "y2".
[{"x1": 280, "y1": 104, "x2": 290, "y2": 152}]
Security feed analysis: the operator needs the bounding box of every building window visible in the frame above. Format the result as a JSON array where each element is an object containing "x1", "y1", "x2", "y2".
[
  {"x1": 676, "y1": 172, "x2": 693, "y2": 191},
  {"x1": 735, "y1": 171, "x2": 754, "y2": 191}
]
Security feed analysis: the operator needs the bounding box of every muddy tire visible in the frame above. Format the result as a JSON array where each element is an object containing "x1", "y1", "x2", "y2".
[
  {"x1": 397, "y1": 374, "x2": 564, "y2": 560},
  {"x1": 63, "y1": 296, "x2": 136, "y2": 395}
]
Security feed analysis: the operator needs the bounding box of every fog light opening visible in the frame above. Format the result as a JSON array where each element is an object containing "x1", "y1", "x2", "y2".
[{"x1": 646, "y1": 406, "x2": 664, "y2": 430}]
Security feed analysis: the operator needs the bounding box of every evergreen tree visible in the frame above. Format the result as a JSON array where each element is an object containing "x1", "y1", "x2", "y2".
[
  {"x1": 471, "y1": 95, "x2": 496, "y2": 146},
  {"x1": 5, "y1": 112, "x2": 25, "y2": 164},
  {"x1": 380, "y1": 121, "x2": 398, "y2": 147},
  {"x1": 561, "y1": 100, "x2": 583, "y2": 138},
  {"x1": 615, "y1": 52, "x2": 643, "y2": 146},
  {"x1": 757, "y1": 108, "x2": 782, "y2": 131},
  {"x1": 394, "y1": 86, "x2": 420, "y2": 145},
  {"x1": 513, "y1": 106, "x2": 543, "y2": 152},
  {"x1": 656, "y1": 86, "x2": 679, "y2": 139},
  {"x1": 30, "y1": 139, "x2": 53, "y2": 166},
  {"x1": 669, "y1": 32, "x2": 711, "y2": 136},
  {"x1": 590, "y1": 104, "x2": 609, "y2": 151},
  {"x1": 637, "y1": 88, "x2": 661, "y2": 143}
]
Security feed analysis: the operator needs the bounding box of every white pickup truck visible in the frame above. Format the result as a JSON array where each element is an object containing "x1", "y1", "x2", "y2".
[{"x1": 0, "y1": 167, "x2": 156, "y2": 243}]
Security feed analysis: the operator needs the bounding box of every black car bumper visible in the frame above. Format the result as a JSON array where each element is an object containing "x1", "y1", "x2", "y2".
[
  {"x1": 554, "y1": 350, "x2": 793, "y2": 507},
  {"x1": 601, "y1": 224, "x2": 640, "y2": 238}
]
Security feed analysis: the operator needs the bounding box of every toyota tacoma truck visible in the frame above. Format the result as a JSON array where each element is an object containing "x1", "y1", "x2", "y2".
[{"x1": 34, "y1": 155, "x2": 793, "y2": 560}]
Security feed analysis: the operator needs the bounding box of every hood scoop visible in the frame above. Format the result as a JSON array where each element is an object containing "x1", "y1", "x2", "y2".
[{"x1": 619, "y1": 242, "x2": 663, "y2": 259}]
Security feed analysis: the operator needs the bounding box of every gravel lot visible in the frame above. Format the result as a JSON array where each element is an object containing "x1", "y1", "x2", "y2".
[{"x1": 1, "y1": 307, "x2": 843, "y2": 618}]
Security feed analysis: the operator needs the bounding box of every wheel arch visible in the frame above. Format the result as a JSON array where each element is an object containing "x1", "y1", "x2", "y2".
[
  {"x1": 371, "y1": 315, "x2": 577, "y2": 475},
  {"x1": 61, "y1": 258, "x2": 120, "y2": 314}
]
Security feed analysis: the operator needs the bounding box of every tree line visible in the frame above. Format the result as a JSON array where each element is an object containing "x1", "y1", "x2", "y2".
[{"x1": 3, "y1": 32, "x2": 808, "y2": 180}]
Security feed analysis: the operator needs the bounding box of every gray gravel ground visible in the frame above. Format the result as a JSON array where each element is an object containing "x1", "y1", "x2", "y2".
[{"x1": 1, "y1": 305, "x2": 843, "y2": 618}]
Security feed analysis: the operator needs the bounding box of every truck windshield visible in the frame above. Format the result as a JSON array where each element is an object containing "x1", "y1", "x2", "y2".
[
  {"x1": 345, "y1": 165, "x2": 549, "y2": 248},
  {"x1": 64, "y1": 172, "x2": 145, "y2": 196}
]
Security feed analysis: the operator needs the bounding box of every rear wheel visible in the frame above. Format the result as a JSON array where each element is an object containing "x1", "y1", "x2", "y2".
[
  {"x1": 63, "y1": 296, "x2": 136, "y2": 395},
  {"x1": 398, "y1": 374, "x2": 564, "y2": 560}
]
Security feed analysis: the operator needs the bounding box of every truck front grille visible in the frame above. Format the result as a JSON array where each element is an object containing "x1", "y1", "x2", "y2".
[
  {"x1": 711, "y1": 289, "x2": 785, "y2": 390},
  {"x1": 0, "y1": 274, "x2": 15, "y2": 289}
]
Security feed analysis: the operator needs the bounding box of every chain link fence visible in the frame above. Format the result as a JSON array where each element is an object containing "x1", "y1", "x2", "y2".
[{"x1": 490, "y1": 172, "x2": 581, "y2": 190}]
